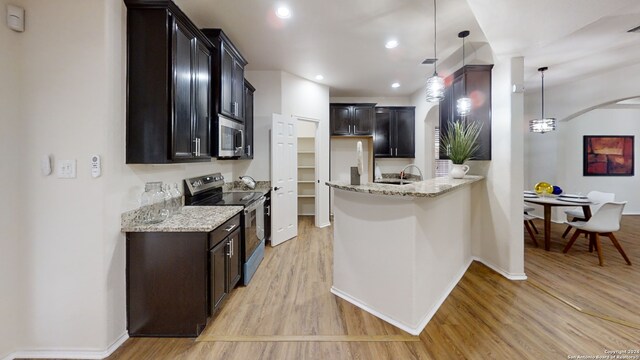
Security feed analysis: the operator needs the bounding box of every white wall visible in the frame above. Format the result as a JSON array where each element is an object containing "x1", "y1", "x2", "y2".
[
  {"x1": 469, "y1": 56, "x2": 525, "y2": 278},
  {"x1": 557, "y1": 109, "x2": 640, "y2": 214},
  {"x1": 0, "y1": 0, "x2": 26, "y2": 357},
  {"x1": 524, "y1": 63, "x2": 640, "y2": 189},
  {"x1": 240, "y1": 71, "x2": 282, "y2": 180},
  {"x1": 282, "y1": 72, "x2": 331, "y2": 226},
  {"x1": 330, "y1": 138, "x2": 371, "y2": 184},
  {"x1": 6, "y1": 0, "x2": 237, "y2": 356},
  {"x1": 243, "y1": 71, "x2": 331, "y2": 226},
  {"x1": 524, "y1": 62, "x2": 640, "y2": 218}
]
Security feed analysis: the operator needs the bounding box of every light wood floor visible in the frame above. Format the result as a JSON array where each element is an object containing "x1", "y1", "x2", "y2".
[{"x1": 106, "y1": 216, "x2": 640, "y2": 360}]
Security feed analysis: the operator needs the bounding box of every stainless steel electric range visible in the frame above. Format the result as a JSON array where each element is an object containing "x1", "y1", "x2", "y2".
[{"x1": 184, "y1": 173, "x2": 265, "y2": 285}]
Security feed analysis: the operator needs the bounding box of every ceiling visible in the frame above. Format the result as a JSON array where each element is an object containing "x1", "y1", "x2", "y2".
[
  {"x1": 175, "y1": 0, "x2": 640, "y2": 97},
  {"x1": 466, "y1": 0, "x2": 640, "y2": 90}
]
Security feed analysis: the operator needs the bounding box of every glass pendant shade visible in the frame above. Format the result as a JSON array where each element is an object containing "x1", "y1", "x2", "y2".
[
  {"x1": 426, "y1": 73, "x2": 445, "y2": 102},
  {"x1": 457, "y1": 97, "x2": 471, "y2": 116},
  {"x1": 529, "y1": 66, "x2": 556, "y2": 134},
  {"x1": 425, "y1": 0, "x2": 444, "y2": 102},
  {"x1": 457, "y1": 30, "x2": 471, "y2": 116},
  {"x1": 529, "y1": 118, "x2": 556, "y2": 133}
]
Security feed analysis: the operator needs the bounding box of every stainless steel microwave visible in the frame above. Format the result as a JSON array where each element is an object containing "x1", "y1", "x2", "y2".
[{"x1": 217, "y1": 115, "x2": 244, "y2": 158}]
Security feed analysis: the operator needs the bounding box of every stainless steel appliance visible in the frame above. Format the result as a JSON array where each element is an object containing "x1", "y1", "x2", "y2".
[
  {"x1": 184, "y1": 173, "x2": 265, "y2": 285},
  {"x1": 217, "y1": 115, "x2": 244, "y2": 158}
]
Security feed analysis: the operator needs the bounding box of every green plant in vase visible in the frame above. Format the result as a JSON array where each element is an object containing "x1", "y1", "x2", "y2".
[{"x1": 440, "y1": 120, "x2": 482, "y2": 178}]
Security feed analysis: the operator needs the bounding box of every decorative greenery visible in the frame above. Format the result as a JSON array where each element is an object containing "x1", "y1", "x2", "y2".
[{"x1": 440, "y1": 120, "x2": 483, "y2": 164}]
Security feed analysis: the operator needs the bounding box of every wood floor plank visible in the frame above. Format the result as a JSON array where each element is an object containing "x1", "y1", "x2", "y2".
[
  {"x1": 106, "y1": 215, "x2": 640, "y2": 360},
  {"x1": 196, "y1": 335, "x2": 420, "y2": 342}
]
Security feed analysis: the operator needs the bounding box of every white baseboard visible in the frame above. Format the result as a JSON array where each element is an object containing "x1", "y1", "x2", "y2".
[
  {"x1": 412, "y1": 257, "x2": 474, "y2": 333},
  {"x1": 317, "y1": 221, "x2": 331, "y2": 228},
  {"x1": 331, "y1": 257, "x2": 474, "y2": 336},
  {"x1": 5, "y1": 331, "x2": 128, "y2": 360},
  {"x1": 330, "y1": 286, "x2": 420, "y2": 335},
  {"x1": 472, "y1": 257, "x2": 527, "y2": 280}
]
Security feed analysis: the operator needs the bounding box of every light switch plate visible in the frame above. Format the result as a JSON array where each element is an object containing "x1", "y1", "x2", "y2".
[{"x1": 57, "y1": 159, "x2": 77, "y2": 179}]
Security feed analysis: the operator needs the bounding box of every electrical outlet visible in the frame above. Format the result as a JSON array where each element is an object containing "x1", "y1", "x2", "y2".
[{"x1": 57, "y1": 159, "x2": 77, "y2": 179}]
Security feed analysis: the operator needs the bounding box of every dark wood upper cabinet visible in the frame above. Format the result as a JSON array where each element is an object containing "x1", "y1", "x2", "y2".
[
  {"x1": 330, "y1": 103, "x2": 376, "y2": 136},
  {"x1": 439, "y1": 65, "x2": 493, "y2": 160},
  {"x1": 241, "y1": 80, "x2": 255, "y2": 159},
  {"x1": 373, "y1": 108, "x2": 392, "y2": 157},
  {"x1": 374, "y1": 107, "x2": 415, "y2": 158},
  {"x1": 202, "y1": 29, "x2": 248, "y2": 123},
  {"x1": 124, "y1": 0, "x2": 213, "y2": 164}
]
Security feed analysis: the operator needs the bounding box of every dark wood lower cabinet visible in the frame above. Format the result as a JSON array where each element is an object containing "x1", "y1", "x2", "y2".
[
  {"x1": 127, "y1": 232, "x2": 208, "y2": 337},
  {"x1": 210, "y1": 236, "x2": 229, "y2": 313},
  {"x1": 127, "y1": 214, "x2": 242, "y2": 337}
]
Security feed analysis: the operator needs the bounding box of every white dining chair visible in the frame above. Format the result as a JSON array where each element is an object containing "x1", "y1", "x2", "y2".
[
  {"x1": 562, "y1": 201, "x2": 631, "y2": 266},
  {"x1": 561, "y1": 191, "x2": 615, "y2": 238},
  {"x1": 523, "y1": 213, "x2": 538, "y2": 247},
  {"x1": 524, "y1": 205, "x2": 538, "y2": 234}
]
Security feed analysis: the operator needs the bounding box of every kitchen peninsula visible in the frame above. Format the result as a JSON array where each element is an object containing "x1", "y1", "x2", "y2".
[{"x1": 326, "y1": 176, "x2": 483, "y2": 335}]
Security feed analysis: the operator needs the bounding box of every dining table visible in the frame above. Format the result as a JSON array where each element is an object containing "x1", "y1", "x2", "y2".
[{"x1": 524, "y1": 196, "x2": 595, "y2": 251}]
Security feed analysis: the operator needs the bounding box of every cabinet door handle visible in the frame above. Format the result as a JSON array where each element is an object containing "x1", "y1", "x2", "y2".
[
  {"x1": 227, "y1": 241, "x2": 231, "y2": 257},
  {"x1": 349, "y1": 124, "x2": 351, "y2": 134},
  {"x1": 395, "y1": 148, "x2": 398, "y2": 156},
  {"x1": 230, "y1": 238, "x2": 234, "y2": 257},
  {"x1": 224, "y1": 224, "x2": 237, "y2": 232},
  {"x1": 247, "y1": 144, "x2": 251, "y2": 157},
  {"x1": 266, "y1": 205, "x2": 271, "y2": 216},
  {"x1": 193, "y1": 138, "x2": 201, "y2": 156}
]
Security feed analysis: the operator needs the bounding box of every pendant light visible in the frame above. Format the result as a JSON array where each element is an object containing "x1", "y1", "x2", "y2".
[
  {"x1": 529, "y1": 67, "x2": 556, "y2": 133},
  {"x1": 425, "y1": 0, "x2": 444, "y2": 102},
  {"x1": 456, "y1": 30, "x2": 471, "y2": 117}
]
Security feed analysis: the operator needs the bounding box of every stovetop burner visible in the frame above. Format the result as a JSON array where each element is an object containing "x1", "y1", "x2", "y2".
[
  {"x1": 219, "y1": 192, "x2": 264, "y2": 206},
  {"x1": 183, "y1": 173, "x2": 264, "y2": 207}
]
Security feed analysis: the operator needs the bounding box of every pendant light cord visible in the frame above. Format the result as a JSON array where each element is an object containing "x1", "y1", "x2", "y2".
[
  {"x1": 541, "y1": 70, "x2": 545, "y2": 118},
  {"x1": 462, "y1": 34, "x2": 466, "y2": 97},
  {"x1": 433, "y1": 0, "x2": 437, "y2": 73}
]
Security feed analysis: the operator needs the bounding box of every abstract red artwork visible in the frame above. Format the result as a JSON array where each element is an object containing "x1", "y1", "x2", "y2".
[{"x1": 583, "y1": 136, "x2": 634, "y2": 176}]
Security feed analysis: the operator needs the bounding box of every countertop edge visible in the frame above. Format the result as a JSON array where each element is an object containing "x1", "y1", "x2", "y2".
[
  {"x1": 326, "y1": 176, "x2": 484, "y2": 198},
  {"x1": 121, "y1": 206, "x2": 244, "y2": 233}
]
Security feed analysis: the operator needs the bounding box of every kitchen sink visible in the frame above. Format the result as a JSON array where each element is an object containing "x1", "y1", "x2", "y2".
[{"x1": 374, "y1": 180, "x2": 415, "y2": 185}]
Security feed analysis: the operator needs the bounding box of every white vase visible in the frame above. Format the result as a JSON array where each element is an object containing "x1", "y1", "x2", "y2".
[{"x1": 450, "y1": 164, "x2": 469, "y2": 179}]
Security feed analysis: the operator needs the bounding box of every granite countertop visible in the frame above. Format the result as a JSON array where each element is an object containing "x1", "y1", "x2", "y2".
[
  {"x1": 223, "y1": 181, "x2": 271, "y2": 195},
  {"x1": 121, "y1": 206, "x2": 243, "y2": 232},
  {"x1": 326, "y1": 176, "x2": 484, "y2": 198}
]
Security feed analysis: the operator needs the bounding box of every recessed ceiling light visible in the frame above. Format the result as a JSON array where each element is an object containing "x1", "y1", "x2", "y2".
[
  {"x1": 385, "y1": 40, "x2": 399, "y2": 49},
  {"x1": 275, "y1": 6, "x2": 291, "y2": 19},
  {"x1": 315, "y1": 75, "x2": 324, "y2": 80},
  {"x1": 391, "y1": 82, "x2": 400, "y2": 88}
]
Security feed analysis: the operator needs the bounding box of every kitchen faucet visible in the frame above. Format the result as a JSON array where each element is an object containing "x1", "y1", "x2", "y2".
[{"x1": 400, "y1": 164, "x2": 424, "y2": 181}]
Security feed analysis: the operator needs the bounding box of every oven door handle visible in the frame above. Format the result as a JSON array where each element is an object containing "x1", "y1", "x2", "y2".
[{"x1": 244, "y1": 197, "x2": 266, "y2": 214}]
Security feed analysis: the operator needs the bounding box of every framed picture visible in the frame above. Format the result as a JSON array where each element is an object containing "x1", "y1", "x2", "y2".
[{"x1": 583, "y1": 135, "x2": 634, "y2": 176}]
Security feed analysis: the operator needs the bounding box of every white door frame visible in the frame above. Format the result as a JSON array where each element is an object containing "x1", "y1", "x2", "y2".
[{"x1": 295, "y1": 116, "x2": 321, "y2": 227}]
